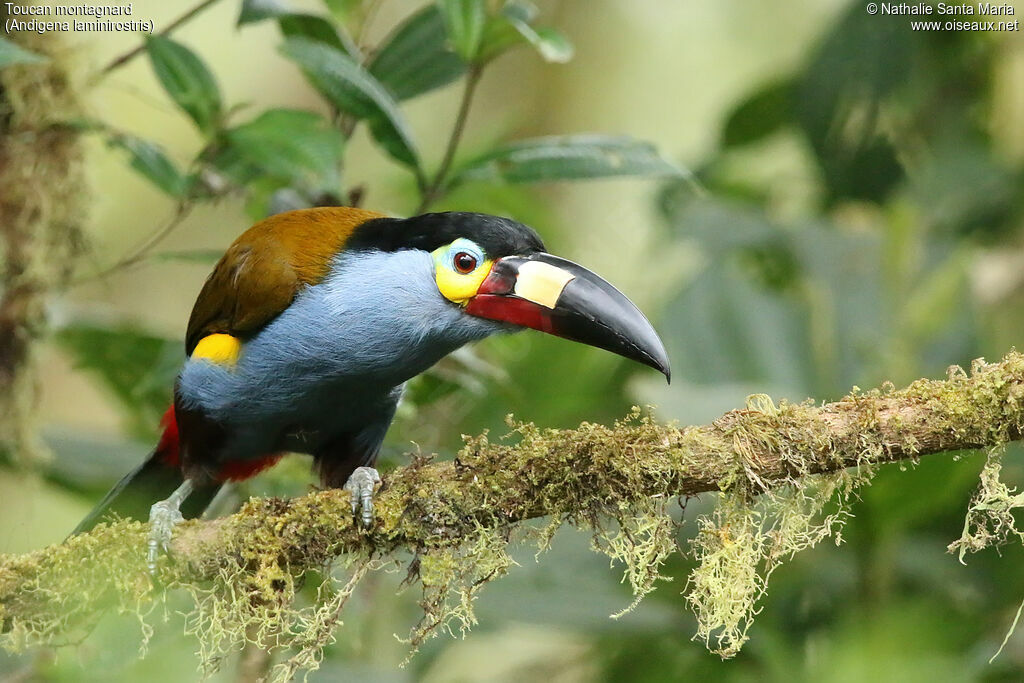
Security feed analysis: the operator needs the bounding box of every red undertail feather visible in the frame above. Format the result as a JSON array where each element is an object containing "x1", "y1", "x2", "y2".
[
  {"x1": 217, "y1": 455, "x2": 284, "y2": 482},
  {"x1": 158, "y1": 404, "x2": 282, "y2": 482},
  {"x1": 157, "y1": 405, "x2": 181, "y2": 467}
]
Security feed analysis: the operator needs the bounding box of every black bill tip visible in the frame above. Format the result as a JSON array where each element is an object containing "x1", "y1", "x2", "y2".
[{"x1": 551, "y1": 258, "x2": 672, "y2": 383}]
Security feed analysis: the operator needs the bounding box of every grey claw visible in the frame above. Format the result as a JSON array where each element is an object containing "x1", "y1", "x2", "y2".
[
  {"x1": 343, "y1": 466, "x2": 381, "y2": 528},
  {"x1": 147, "y1": 499, "x2": 184, "y2": 574}
]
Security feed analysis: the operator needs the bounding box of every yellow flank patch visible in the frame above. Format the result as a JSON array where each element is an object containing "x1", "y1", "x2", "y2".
[
  {"x1": 513, "y1": 261, "x2": 575, "y2": 309},
  {"x1": 192, "y1": 333, "x2": 242, "y2": 366}
]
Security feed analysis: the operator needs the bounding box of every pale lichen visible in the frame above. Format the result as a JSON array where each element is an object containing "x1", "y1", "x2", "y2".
[
  {"x1": 592, "y1": 496, "x2": 678, "y2": 618},
  {"x1": 949, "y1": 446, "x2": 1024, "y2": 563},
  {"x1": 686, "y1": 472, "x2": 856, "y2": 657},
  {"x1": 405, "y1": 521, "x2": 515, "y2": 652}
]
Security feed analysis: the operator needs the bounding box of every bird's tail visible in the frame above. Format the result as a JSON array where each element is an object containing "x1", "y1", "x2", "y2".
[{"x1": 72, "y1": 405, "x2": 221, "y2": 535}]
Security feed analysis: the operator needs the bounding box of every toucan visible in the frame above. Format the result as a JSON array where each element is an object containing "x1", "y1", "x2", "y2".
[{"x1": 73, "y1": 207, "x2": 670, "y2": 568}]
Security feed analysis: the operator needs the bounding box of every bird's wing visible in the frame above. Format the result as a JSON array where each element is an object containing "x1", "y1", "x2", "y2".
[{"x1": 185, "y1": 207, "x2": 386, "y2": 355}]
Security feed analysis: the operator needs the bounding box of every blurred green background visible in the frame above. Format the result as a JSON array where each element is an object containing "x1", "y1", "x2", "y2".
[{"x1": 4, "y1": 0, "x2": 1024, "y2": 680}]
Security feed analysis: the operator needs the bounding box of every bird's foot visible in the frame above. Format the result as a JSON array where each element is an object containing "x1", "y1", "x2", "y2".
[
  {"x1": 147, "y1": 500, "x2": 184, "y2": 574},
  {"x1": 146, "y1": 479, "x2": 194, "y2": 575},
  {"x1": 343, "y1": 466, "x2": 381, "y2": 528}
]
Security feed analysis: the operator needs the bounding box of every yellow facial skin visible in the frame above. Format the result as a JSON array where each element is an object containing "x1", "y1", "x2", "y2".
[
  {"x1": 432, "y1": 238, "x2": 493, "y2": 305},
  {"x1": 191, "y1": 333, "x2": 242, "y2": 366}
]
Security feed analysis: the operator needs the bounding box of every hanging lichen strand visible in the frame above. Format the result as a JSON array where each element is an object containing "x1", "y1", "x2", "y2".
[{"x1": 4, "y1": 354, "x2": 1024, "y2": 679}]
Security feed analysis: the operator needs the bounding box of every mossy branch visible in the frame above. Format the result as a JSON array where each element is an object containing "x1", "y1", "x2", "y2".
[{"x1": 4, "y1": 353, "x2": 1024, "y2": 673}]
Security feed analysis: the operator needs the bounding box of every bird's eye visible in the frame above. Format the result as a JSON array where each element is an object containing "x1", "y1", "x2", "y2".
[{"x1": 453, "y1": 251, "x2": 478, "y2": 274}]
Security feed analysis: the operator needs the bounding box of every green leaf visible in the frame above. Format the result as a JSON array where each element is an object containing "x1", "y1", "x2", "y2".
[
  {"x1": 451, "y1": 135, "x2": 686, "y2": 186},
  {"x1": 224, "y1": 108, "x2": 343, "y2": 191},
  {"x1": 721, "y1": 80, "x2": 793, "y2": 149},
  {"x1": 278, "y1": 13, "x2": 350, "y2": 53},
  {"x1": 322, "y1": 0, "x2": 363, "y2": 20},
  {"x1": 238, "y1": 0, "x2": 293, "y2": 25},
  {"x1": 438, "y1": 0, "x2": 487, "y2": 62},
  {"x1": 280, "y1": 38, "x2": 421, "y2": 172},
  {"x1": 145, "y1": 36, "x2": 222, "y2": 136},
  {"x1": 0, "y1": 36, "x2": 47, "y2": 67},
  {"x1": 202, "y1": 142, "x2": 260, "y2": 187},
  {"x1": 500, "y1": 4, "x2": 573, "y2": 63},
  {"x1": 795, "y1": 6, "x2": 913, "y2": 203},
  {"x1": 502, "y1": 0, "x2": 538, "y2": 23},
  {"x1": 911, "y1": 137, "x2": 1018, "y2": 241},
  {"x1": 527, "y1": 26, "x2": 573, "y2": 63},
  {"x1": 106, "y1": 134, "x2": 188, "y2": 197},
  {"x1": 478, "y1": 2, "x2": 573, "y2": 64},
  {"x1": 369, "y1": 5, "x2": 467, "y2": 100},
  {"x1": 56, "y1": 324, "x2": 181, "y2": 440},
  {"x1": 477, "y1": 19, "x2": 521, "y2": 63}
]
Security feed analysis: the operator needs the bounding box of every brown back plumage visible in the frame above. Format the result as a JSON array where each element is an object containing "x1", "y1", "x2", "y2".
[{"x1": 185, "y1": 207, "x2": 385, "y2": 355}]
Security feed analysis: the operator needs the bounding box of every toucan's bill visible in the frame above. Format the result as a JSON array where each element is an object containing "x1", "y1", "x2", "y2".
[{"x1": 466, "y1": 253, "x2": 671, "y2": 382}]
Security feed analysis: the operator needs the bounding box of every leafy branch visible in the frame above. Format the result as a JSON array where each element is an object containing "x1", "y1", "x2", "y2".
[
  {"x1": 74, "y1": 1, "x2": 684, "y2": 282},
  {"x1": 3, "y1": 352, "x2": 1024, "y2": 675}
]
